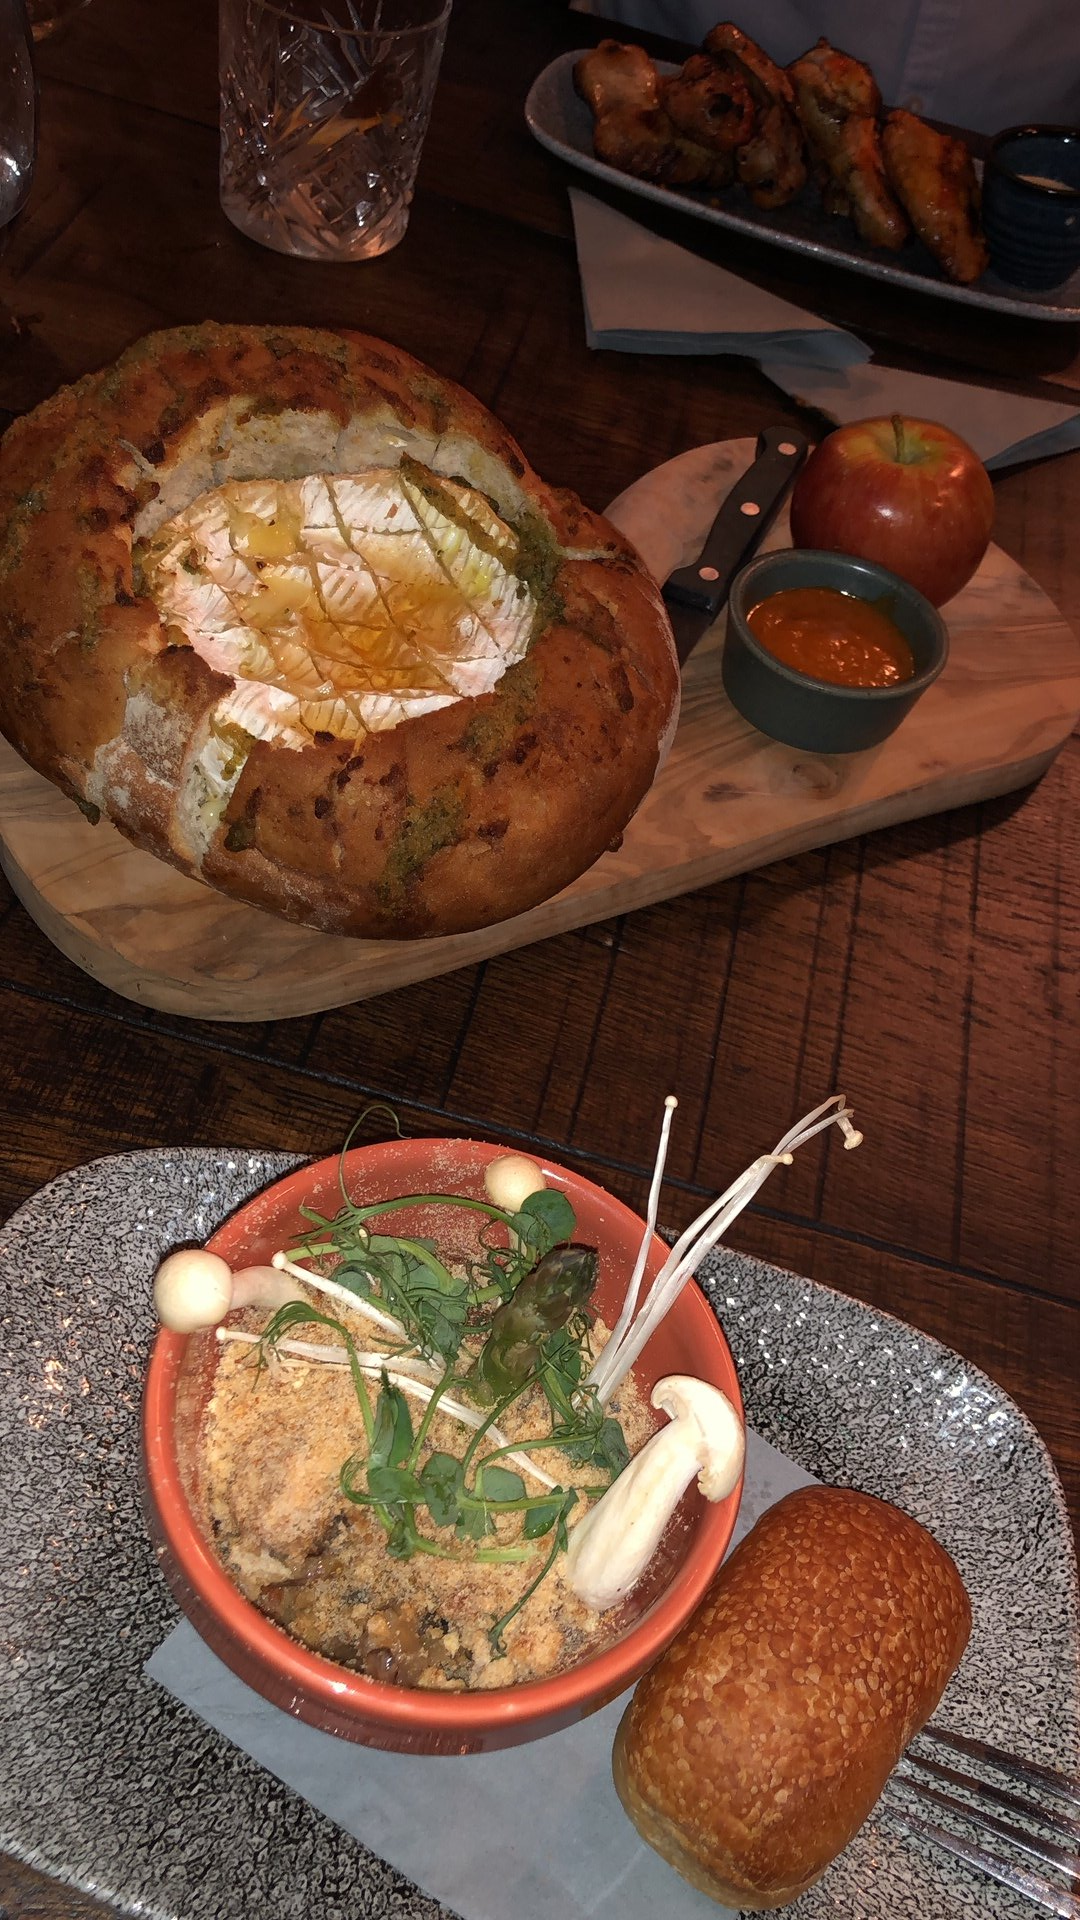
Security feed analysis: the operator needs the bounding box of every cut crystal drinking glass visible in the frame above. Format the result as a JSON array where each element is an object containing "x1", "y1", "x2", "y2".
[{"x1": 219, "y1": 0, "x2": 452, "y2": 261}]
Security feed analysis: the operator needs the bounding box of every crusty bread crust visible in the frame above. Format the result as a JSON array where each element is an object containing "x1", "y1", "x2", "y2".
[
  {"x1": 0, "y1": 323, "x2": 679, "y2": 938},
  {"x1": 613, "y1": 1485, "x2": 971, "y2": 1909}
]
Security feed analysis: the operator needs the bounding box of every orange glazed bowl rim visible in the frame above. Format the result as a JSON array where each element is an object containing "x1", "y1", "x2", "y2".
[{"x1": 142, "y1": 1137, "x2": 744, "y2": 1751}]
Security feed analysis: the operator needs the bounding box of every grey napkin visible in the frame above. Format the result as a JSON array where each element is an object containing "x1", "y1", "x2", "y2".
[
  {"x1": 571, "y1": 189, "x2": 871, "y2": 368},
  {"x1": 755, "y1": 356, "x2": 1080, "y2": 470},
  {"x1": 572, "y1": 190, "x2": 1080, "y2": 469},
  {"x1": 147, "y1": 1427, "x2": 816, "y2": 1920}
]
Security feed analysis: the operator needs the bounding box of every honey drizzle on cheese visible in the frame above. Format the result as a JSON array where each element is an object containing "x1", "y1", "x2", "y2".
[
  {"x1": 138, "y1": 463, "x2": 539, "y2": 855},
  {"x1": 144, "y1": 466, "x2": 536, "y2": 751}
]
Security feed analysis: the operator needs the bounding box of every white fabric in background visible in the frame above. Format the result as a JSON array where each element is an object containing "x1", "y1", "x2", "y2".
[
  {"x1": 755, "y1": 359, "x2": 1080, "y2": 470},
  {"x1": 570, "y1": 0, "x2": 1080, "y2": 136}
]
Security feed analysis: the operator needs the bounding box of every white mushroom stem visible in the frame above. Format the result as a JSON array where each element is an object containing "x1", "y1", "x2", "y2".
[
  {"x1": 230, "y1": 1265, "x2": 306, "y2": 1313},
  {"x1": 216, "y1": 1327, "x2": 440, "y2": 1380},
  {"x1": 564, "y1": 1375, "x2": 744, "y2": 1613},
  {"x1": 215, "y1": 1327, "x2": 559, "y2": 1492},
  {"x1": 271, "y1": 1250, "x2": 407, "y2": 1341},
  {"x1": 587, "y1": 1095, "x2": 860, "y2": 1406},
  {"x1": 588, "y1": 1155, "x2": 789, "y2": 1404}
]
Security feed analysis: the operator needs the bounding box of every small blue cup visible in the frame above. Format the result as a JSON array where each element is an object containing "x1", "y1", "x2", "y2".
[{"x1": 983, "y1": 126, "x2": 1080, "y2": 290}]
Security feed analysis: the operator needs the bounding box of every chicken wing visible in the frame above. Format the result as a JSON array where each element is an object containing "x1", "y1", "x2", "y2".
[
  {"x1": 882, "y1": 108, "x2": 989, "y2": 284},
  {"x1": 791, "y1": 35, "x2": 882, "y2": 117},
  {"x1": 734, "y1": 97, "x2": 809, "y2": 207},
  {"x1": 789, "y1": 38, "x2": 909, "y2": 249},
  {"x1": 702, "y1": 23, "x2": 808, "y2": 209},
  {"x1": 661, "y1": 51, "x2": 756, "y2": 154},
  {"x1": 574, "y1": 41, "x2": 734, "y2": 189},
  {"x1": 704, "y1": 22, "x2": 796, "y2": 110}
]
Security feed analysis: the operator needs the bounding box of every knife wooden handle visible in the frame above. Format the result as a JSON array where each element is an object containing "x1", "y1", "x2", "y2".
[{"x1": 664, "y1": 427, "x2": 809, "y2": 622}]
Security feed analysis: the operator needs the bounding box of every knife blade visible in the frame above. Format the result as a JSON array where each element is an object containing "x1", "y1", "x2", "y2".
[{"x1": 663, "y1": 427, "x2": 809, "y2": 666}]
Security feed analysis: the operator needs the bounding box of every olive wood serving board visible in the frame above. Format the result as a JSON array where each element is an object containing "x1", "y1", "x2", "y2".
[{"x1": 2, "y1": 439, "x2": 1078, "y2": 1022}]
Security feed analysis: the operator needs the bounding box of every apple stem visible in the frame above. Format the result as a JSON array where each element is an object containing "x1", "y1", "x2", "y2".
[{"x1": 891, "y1": 414, "x2": 907, "y2": 463}]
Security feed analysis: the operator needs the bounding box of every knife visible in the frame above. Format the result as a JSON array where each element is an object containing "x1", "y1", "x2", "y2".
[{"x1": 663, "y1": 427, "x2": 809, "y2": 667}]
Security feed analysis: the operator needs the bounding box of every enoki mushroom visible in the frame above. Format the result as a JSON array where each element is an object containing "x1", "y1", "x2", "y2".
[
  {"x1": 271, "y1": 1250, "x2": 408, "y2": 1342},
  {"x1": 587, "y1": 1093, "x2": 862, "y2": 1407}
]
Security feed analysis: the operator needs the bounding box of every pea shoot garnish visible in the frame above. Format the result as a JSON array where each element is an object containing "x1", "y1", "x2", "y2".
[{"x1": 243, "y1": 1151, "x2": 631, "y2": 1653}]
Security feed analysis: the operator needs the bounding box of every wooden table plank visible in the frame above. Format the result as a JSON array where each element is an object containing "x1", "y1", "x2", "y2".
[
  {"x1": 818, "y1": 812, "x2": 978, "y2": 1265},
  {"x1": 962, "y1": 736, "x2": 1080, "y2": 1292},
  {"x1": 0, "y1": 1858, "x2": 117, "y2": 1920}
]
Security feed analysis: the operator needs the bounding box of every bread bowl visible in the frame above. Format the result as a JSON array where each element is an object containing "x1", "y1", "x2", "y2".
[
  {"x1": 612, "y1": 1484, "x2": 971, "y2": 1909},
  {"x1": 0, "y1": 324, "x2": 679, "y2": 938}
]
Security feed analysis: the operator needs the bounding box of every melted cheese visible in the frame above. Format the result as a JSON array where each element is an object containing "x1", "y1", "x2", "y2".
[{"x1": 143, "y1": 466, "x2": 537, "y2": 751}]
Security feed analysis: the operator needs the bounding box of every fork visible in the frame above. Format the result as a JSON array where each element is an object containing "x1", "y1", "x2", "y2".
[{"x1": 889, "y1": 1723, "x2": 1080, "y2": 1917}]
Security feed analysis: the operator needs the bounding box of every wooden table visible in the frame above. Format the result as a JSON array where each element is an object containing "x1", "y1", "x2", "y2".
[{"x1": 1, "y1": 2, "x2": 1077, "y2": 1912}]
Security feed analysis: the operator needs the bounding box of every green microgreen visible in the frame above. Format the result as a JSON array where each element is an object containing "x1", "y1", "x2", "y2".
[
  {"x1": 370, "y1": 1371, "x2": 414, "y2": 1470},
  {"x1": 260, "y1": 1300, "x2": 376, "y2": 1445},
  {"x1": 335, "y1": 1103, "x2": 404, "y2": 1211},
  {"x1": 487, "y1": 1491, "x2": 578, "y2": 1657},
  {"x1": 262, "y1": 1157, "x2": 630, "y2": 1654},
  {"x1": 510, "y1": 1186, "x2": 577, "y2": 1259},
  {"x1": 419, "y1": 1450, "x2": 465, "y2": 1526}
]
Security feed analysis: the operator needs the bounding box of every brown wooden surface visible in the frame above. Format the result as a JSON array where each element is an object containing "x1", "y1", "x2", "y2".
[{"x1": 0, "y1": 1, "x2": 1078, "y2": 1913}]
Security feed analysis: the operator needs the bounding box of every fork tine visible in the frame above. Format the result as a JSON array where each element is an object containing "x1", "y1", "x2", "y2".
[
  {"x1": 893, "y1": 1773, "x2": 1080, "y2": 1876},
  {"x1": 922, "y1": 1726, "x2": 1080, "y2": 1808},
  {"x1": 904, "y1": 1751, "x2": 1080, "y2": 1845},
  {"x1": 891, "y1": 1811, "x2": 1080, "y2": 1920}
]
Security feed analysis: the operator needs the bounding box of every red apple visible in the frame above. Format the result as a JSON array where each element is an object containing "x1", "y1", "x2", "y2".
[{"x1": 788, "y1": 415, "x2": 994, "y2": 607}]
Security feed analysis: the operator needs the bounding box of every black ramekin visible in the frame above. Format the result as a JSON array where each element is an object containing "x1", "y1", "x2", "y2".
[{"x1": 983, "y1": 126, "x2": 1080, "y2": 290}]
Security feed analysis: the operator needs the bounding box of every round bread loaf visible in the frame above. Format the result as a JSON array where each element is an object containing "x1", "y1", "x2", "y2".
[
  {"x1": 0, "y1": 324, "x2": 679, "y2": 938},
  {"x1": 612, "y1": 1484, "x2": 971, "y2": 1910}
]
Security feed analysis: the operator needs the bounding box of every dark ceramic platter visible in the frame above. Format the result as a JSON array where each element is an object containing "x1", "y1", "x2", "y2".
[{"x1": 526, "y1": 51, "x2": 1080, "y2": 323}]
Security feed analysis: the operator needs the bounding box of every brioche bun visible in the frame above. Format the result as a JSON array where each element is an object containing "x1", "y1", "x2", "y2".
[{"x1": 613, "y1": 1484, "x2": 971, "y2": 1909}]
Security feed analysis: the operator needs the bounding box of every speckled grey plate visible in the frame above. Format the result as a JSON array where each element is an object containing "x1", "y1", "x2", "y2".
[
  {"x1": 528, "y1": 51, "x2": 1080, "y2": 322},
  {"x1": 0, "y1": 1149, "x2": 1077, "y2": 1920}
]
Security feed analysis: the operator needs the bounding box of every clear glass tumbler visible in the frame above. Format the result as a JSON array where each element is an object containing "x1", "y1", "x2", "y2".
[
  {"x1": 219, "y1": 0, "x2": 452, "y2": 262},
  {"x1": 0, "y1": 0, "x2": 34, "y2": 238}
]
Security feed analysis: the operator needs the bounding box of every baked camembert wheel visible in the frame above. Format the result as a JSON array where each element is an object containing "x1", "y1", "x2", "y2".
[{"x1": 0, "y1": 324, "x2": 679, "y2": 937}]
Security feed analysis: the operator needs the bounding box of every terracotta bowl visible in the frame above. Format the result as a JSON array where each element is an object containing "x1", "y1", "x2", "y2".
[{"x1": 142, "y1": 1136, "x2": 743, "y2": 1755}]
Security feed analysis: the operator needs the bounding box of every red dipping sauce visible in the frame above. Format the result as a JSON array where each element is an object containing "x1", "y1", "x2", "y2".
[{"x1": 747, "y1": 586, "x2": 916, "y2": 688}]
